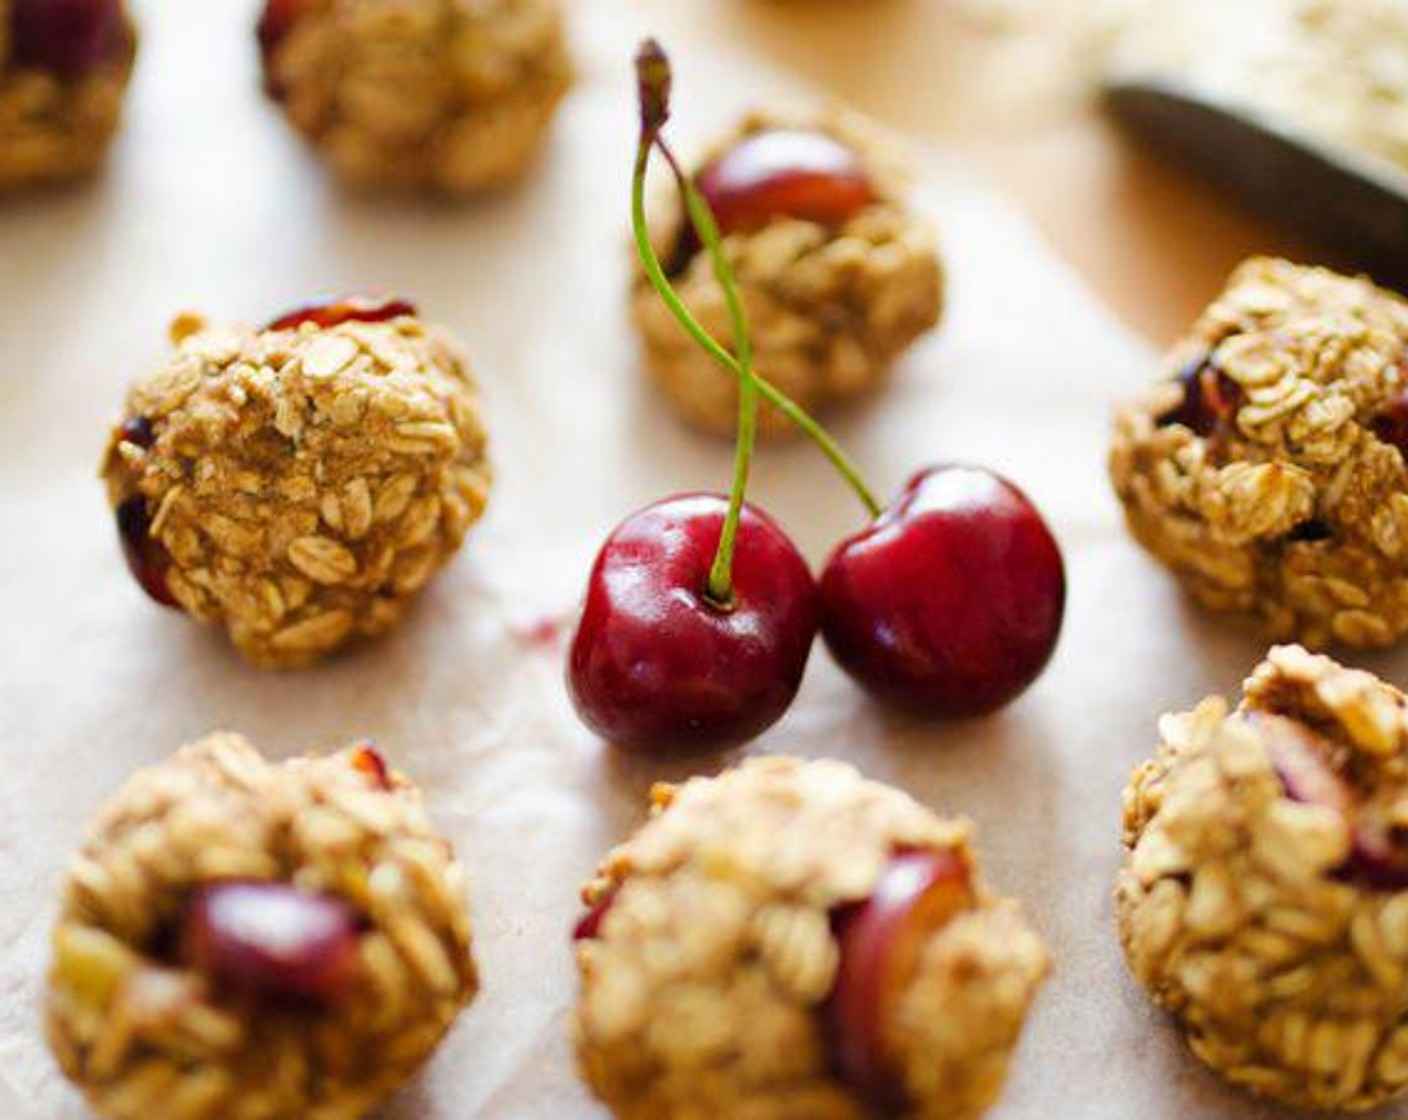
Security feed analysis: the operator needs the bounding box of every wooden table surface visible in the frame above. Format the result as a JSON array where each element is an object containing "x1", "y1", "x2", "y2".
[{"x1": 633, "y1": 0, "x2": 1320, "y2": 346}]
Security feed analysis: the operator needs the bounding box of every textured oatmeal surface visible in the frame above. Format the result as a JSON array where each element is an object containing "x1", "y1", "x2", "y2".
[
  {"x1": 0, "y1": 0, "x2": 136, "y2": 190},
  {"x1": 1110, "y1": 257, "x2": 1408, "y2": 648},
  {"x1": 100, "y1": 309, "x2": 492, "y2": 668},
  {"x1": 45, "y1": 733, "x2": 478, "y2": 1120},
  {"x1": 575, "y1": 757, "x2": 1049, "y2": 1120},
  {"x1": 632, "y1": 108, "x2": 944, "y2": 437},
  {"x1": 1118, "y1": 645, "x2": 1408, "y2": 1110},
  {"x1": 262, "y1": 0, "x2": 572, "y2": 194}
]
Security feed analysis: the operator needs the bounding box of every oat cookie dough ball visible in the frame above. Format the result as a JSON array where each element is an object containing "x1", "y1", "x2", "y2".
[
  {"x1": 1110, "y1": 257, "x2": 1408, "y2": 648},
  {"x1": 101, "y1": 297, "x2": 492, "y2": 669},
  {"x1": 634, "y1": 109, "x2": 944, "y2": 437},
  {"x1": 0, "y1": 0, "x2": 136, "y2": 190},
  {"x1": 46, "y1": 733, "x2": 478, "y2": 1120},
  {"x1": 1118, "y1": 645, "x2": 1408, "y2": 1110},
  {"x1": 574, "y1": 757, "x2": 1049, "y2": 1120},
  {"x1": 258, "y1": 0, "x2": 571, "y2": 194}
]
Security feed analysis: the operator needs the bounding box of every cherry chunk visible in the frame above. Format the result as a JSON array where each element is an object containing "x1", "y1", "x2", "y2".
[
  {"x1": 10, "y1": 0, "x2": 127, "y2": 79},
  {"x1": 265, "y1": 297, "x2": 418, "y2": 333},
  {"x1": 824, "y1": 851, "x2": 975, "y2": 1111},
  {"x1": 179, "y1": 881, "x2": 363, "y2": 1008},
  {"x1": 696, "y1": 129, "x2": 877, "y2": 237}
]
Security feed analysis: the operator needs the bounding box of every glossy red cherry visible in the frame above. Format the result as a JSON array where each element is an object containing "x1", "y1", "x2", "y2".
[
  {"x1": 179, "y1": 881, "x2": 363, "y2": 1007},
  {"x1": 567, "y1": 494, "x2": 819, "y2": 754},
  {"x1": 265, "y1": 296, "x2": 418, "y2": 333},
  {"x1": 115, "y1": 496, "x2": 180, "y2": 610},
  {"x1": 10, "y1": 0, "x2": 127, "y2": 78},
  {"x1": 825, "y1": 851, "x2": 975, "y2": 1108},
  {"x1": 1156, "y1": 356, "x2": 1243, "y2": 438},
  {"x1": 670, "y1": 129, "x2": 878, "y2": 272},
  {"x1": 698, "y1": 129, "x2": 877, "y2": 236},
  {"x1": 819, "y1": 466, "x2": 1065, "y2": 718}
]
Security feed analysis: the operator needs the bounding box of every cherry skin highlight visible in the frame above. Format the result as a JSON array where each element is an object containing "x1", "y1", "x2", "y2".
[
  {"x1": 567, "y1": 494, "x2": 819, "y2": 755},
  {"x1": 10, "y1": 0, "x2": 127, "y2": 79},
  {"x1": 265, "y1": 296, "x2": 419, "y2": 333},
  {"x1": 824, "y1": 851, "x2": 975, "y2": 1110},
  {"x1": 697, "y1": 129, "x2": 877, "y2": 236},
  {"x1": 820, "y1": 466, "x2": 1065, "y2": 718},
  {"x1": 178, "y1": 881, "x2": 363, "y2": 1008}
]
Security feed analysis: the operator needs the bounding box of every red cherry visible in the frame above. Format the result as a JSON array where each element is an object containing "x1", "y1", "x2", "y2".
[
  {"x1": 670, "y1": 129, "x2": 878, "y2": 272},
  {"x1": 698, "y1": 129, "x2": 877, "y2": 236},
  {"x1": 819, "y1": 466, "x2": 1065, "y2": 718},
  {"x1": 1252, "y1": 713, "x2": 1408, "y2": 890},
  {"x1": 824, "y1": 851, "x2": 975, "y2": 1109},
  {"x1": 10, "y1": 0, "x2": 127, "y2": 78},
  {"x1": 179, "y1": 881, "x2": 363, "y2": 1008},
  {"x1": 265, "y1": 297, "x2": 419, "y2": 333},
  {"x1": 572, "y1": 885, "x2": 619, "y2": 942},
  {"x1": 567, "y1": 494, "x2": 819, "y2": 755},
  {"x1": 1156, "y1": 356, "x2": 1243, "y2": 438},
  {"x1": 115, "y1": 496, "x2": 180, "y2": 610}
]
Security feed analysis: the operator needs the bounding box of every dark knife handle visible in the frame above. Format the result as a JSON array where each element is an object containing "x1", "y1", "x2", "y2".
[{"x1": 1105, "y1": 78, "x2": 1408, "y2": 288}]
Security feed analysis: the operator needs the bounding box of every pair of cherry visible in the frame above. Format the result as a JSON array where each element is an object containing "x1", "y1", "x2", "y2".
[
  {"x1": 7, "y1": 0, "x2": 129, "y2": 77},
  {"x1": 567, "y1": 44, "x2": 1065, "y2": 757},
  {"x1": 568, "y1": 472, "x2": 1065, "y2": 755}
]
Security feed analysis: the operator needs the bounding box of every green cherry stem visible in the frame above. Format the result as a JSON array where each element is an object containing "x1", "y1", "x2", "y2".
[
  {"x1": 630, "y1": 41, "x2": 883, "y2": 521},
  {"x1": 657, "y1": 142, "x2": 757, "y2": 607}
]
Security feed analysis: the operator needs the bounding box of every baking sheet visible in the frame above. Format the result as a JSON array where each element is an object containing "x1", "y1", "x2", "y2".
[{"x1": 0, "y1": 1, "x2": 1381, "y2": 1118}]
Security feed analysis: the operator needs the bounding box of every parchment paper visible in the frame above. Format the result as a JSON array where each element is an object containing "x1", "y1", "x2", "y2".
[{"x1": 2, "y1": 1, "x2": 1393, "y2": 1118}]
